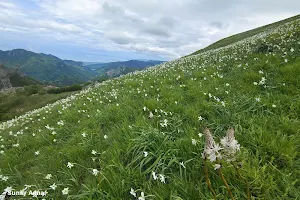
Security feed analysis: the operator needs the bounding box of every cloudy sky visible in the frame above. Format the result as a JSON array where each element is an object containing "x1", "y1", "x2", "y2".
[{"x1": 0, "y1": 0, "x2": 299, "y2": 62}]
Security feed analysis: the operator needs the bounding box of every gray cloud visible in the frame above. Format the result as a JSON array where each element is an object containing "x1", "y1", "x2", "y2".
[
  {"x1": 0, "y1": 0, "x2": 299, "y2": 60},
  {"x1": 142, "y1": 26, "x2": 171, "y2": 37}
]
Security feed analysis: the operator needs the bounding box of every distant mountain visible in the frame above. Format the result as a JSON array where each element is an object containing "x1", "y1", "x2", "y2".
[
  {"x1": 0, "y1": 49, "x2": 164, "y2": 85},
  {"x1": 82, "y1": 62, "x2": 103, "y2": 66},
  {"x1": 85, "y1": 60, "x2": 165, "y2": 78},
  {"x1": 0, "y1": 49, "x2": 96, "y2": 86},
  {"x1": 0, "y1": 64, "x2": 40, "y2": 90}
]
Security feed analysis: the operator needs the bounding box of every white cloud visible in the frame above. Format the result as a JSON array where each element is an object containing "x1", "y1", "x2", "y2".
[{"x1": 0, "y1": 0, "x2": 299, "y2": 60}]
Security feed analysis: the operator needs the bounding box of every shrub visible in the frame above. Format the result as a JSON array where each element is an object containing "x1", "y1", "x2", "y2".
[
  {"x1": 23, "y1": 85, "x2": 42, "y2": 96},
  {"x1": 255, "y1": 43, "x2": 273, "y2": 53}
]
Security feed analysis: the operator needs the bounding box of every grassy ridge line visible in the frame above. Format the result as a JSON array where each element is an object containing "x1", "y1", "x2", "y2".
[{"x1": 189, "y1": 14, "x2": 300, "y2": 56}]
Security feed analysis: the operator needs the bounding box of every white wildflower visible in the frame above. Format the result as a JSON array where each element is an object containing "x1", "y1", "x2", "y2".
[
  {"x1": 92, "y1": 169, "x2": 99, "y2": 176},
  {"x1": 67, "y1": 162, "x2": 74, "y2": 169},
  {"x1": 91, "y1": 150, "x2": 97, "y2": 155},
  {"x1": 159, "y1": 174, "x2": 166, "y2": 183},
  {"x1": 138, "y1": 192, "x2": 145, "y2": 200},
  {"x1": 152, "y1": 171, "x2": 158, "y2": 180},
  {"x1": 49, "y1": 183, "x2": 57, "y2": 190},
  {"x1": 204, "y1": 128, "x2": 223, "y2": 162},
  {"x1": 192, "y1": 139, "x2": 197, "y2": 146},
  {"x1": 62, "y1": 187, "x2": 69, "y2": 195},
  {"x1": 214, "y1": 164, "x2": 221, "y2": 170},
  {"x1": 130, "y1": 188, "x2": 136, "y2": 197},
  {"x1": 149, "y1": 112, "x2": 154, "y2": 118},
  {"x1": 220, "y1": 128, "x2": 240, "y2": 162},
  {"x1": 144, "y1": 151, "x2": 148, "y2": 157},
  {"x1": 45, "y1": 174, "x2": 52, "y2": 180}
]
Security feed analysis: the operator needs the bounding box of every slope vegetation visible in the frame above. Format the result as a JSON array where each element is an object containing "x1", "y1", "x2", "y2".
[{"x1": 0, "y1": 16, "x2": 299, "y2": 199}]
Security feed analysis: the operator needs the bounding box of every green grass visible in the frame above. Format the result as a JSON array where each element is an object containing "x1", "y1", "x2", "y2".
[
  {"x1": 0, "y1": 17, "x2": 300, "y2": 199},
  {"x1": 0, "y1": 92, "x2": 74, "y2": 122}
]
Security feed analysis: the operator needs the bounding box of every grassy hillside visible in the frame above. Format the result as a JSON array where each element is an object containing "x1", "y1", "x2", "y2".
[
  {"x1": 0, "y1": 16, "x2": 299, "y2": 200},
  {"x1": 190, "y1": 14, "x2": 300, "y2": 56},
  {"x1": 0, "y1": 91, "x2": 74, "y2": 122},
  {"x1": 0, "y1": 49, "x2": 96, "y2": 86}
]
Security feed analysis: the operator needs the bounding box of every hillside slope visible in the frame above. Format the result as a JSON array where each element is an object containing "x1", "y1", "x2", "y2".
[
  {"x1": 0, "y1": 49, "x2": 96, "y2": 86},
  {"x1": 0, "y1": 16, "x2": 299, "y2": 199}
]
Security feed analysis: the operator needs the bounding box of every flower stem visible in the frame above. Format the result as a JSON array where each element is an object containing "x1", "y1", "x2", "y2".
[
  {"x1": 231, "y1": 162, "x2": 250, "y2": 200},
  {"x1": 217, "y1": 166, "x2": 235, "y2": 200},
  {"x1": 204, "y1": 158, "x2": 216, "y2": 200}
]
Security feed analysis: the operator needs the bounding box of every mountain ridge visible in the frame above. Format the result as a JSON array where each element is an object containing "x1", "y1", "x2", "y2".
[
  {"x1": 0, "y1": 49, "x2": 165, "y2": 85},
  {"x1": 0, "y1": 49, "x2": 95, "y2": 86}
]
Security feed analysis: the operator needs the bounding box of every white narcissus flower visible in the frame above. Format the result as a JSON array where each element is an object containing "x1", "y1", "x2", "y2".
[
  {"x1": 152, "y1": 171, "x2": 158, "y2": 180},
  {"x1": 149, "y1": 112, "x2": 154, "y2": 118},
  {"x1": 138, "y1": 192, "x2": 145, "y2": 200},
  {"x1": 104, "y1": 135, "x2": 108, "y2": 139},
  {"x1": 130, "y1": 188, "x2": 136, "y2": 197},
  {"x1": 144, "y1": 151, "x2": 148, "y2": 157},
  {"x1": 49, "y1": 183, "x2": 57, "y2": 190},
  {"x1": 45, "y1": 174, "x2": 52, "y2": 180},
  {"x1": 159, "y1": 174, "x2": 166, "y2": 183},
  {"x1": 92, "y1": 169, "x2": 99, "y2": 176},
  {"x1": 67, "y1": 162, "x2": 74, "y2": 169},
  {"x1": 91, "y1": 150, "x2": 97, "y2": 155},
  {"x1": 62, "y1": 187, "x2": 69, "y2": 195},
  {"x1": 1, "y1": 176, "x2": 9, "y2": 181}
]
